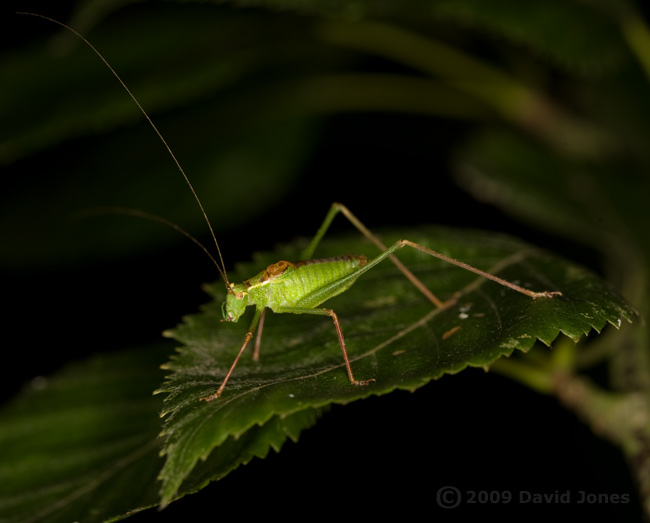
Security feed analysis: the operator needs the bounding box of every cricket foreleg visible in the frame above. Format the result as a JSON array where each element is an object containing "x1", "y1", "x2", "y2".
[
  {"x1": 200, "y1": 307, "x2": 265, "y2": 401},
  {"x1": 274, "y1": 306, "x2": 375, "y2": 387},
  {"x1": 301, "y1": 203, "x2": 444, "y2": 307}
]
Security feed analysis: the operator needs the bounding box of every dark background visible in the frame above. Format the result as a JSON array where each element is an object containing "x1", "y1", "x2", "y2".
[{"x1": 1, "y1": 1, "x2": 643, "y2": 521}]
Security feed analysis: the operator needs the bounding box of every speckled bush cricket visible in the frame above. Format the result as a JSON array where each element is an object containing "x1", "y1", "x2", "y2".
[{"x1": 21, "y1": 12, "x2": 561, "y2": 402}]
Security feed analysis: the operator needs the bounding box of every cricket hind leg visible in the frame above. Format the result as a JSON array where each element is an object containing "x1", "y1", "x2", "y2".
[
  {"x1": 300, "y1": 203, "x2": 446, "y2": 307},
  {"x1": 336, "y1": 238, "x2": 563, "y2": 301},
  {"x1": 303, "y1": 203, "x2": 561, "y2": 305},
  {"x1": 388, "y1": 240, "x2": 562, "y2": 299}
]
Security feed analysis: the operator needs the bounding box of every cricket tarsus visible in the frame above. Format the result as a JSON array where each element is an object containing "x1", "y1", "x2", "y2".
[{"x1": 25, "y1": 13, "x2": 561, "y2": 401}]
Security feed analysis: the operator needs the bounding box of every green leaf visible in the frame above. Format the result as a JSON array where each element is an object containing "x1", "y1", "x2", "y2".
[
  {"x1": 0, "y1": 228, "x2": 638, "y2": 519},
  {"x1": 159, "y1": 407, "x2": 324, "y2": 508},
  {"x1": 158, "y1": 226, "x2": 636, "y2": 505}
]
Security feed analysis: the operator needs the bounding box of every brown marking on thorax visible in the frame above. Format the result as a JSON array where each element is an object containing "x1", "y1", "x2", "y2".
[{"x1": 245, "y1": 260, "x2": 294, "y2": 289}]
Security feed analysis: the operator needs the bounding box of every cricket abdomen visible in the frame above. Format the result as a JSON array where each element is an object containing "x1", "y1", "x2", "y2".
[{"x1": 250, "y1": 254, "x2": 367, "y2": 310}]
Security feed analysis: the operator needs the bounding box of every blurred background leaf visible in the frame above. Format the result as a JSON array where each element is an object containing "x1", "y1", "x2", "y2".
[{"x1": 0, "y1": 344, "x2": 324, "y2": 523}]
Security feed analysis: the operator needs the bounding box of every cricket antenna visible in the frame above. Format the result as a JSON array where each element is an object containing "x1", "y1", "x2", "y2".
[{"x1": 18, "y1": 11, "x2": 233, "y2": 290}]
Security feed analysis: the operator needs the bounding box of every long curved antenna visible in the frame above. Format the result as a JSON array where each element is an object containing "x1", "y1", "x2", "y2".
[{"x1": 18, "y1": 11, "x2": 231, "y2": 288}]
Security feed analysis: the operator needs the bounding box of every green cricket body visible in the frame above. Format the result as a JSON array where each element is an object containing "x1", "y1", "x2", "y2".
[
  {"x1": 205, "y1": 214, "x2": 560, "y2": 402},
  {"x1": 200, "y1": 252, "x2": 375, "y2": 401},
  {"x1": 223, "y1": 254, "x2": 369, "y2": 323}
]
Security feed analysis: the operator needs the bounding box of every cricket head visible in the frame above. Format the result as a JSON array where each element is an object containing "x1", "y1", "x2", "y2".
[{"x1": 222, "y1": 282, "x2": 249, "y2": 323}]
